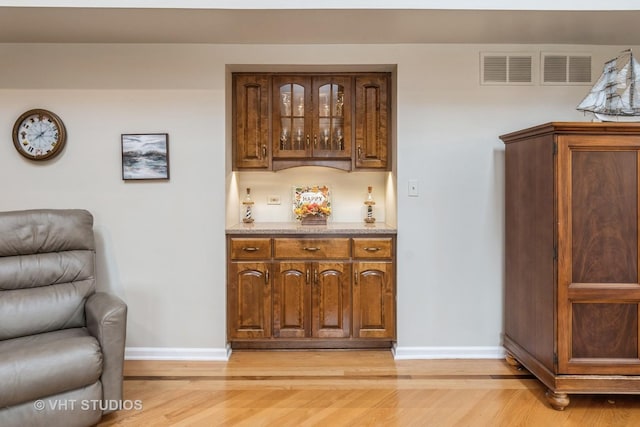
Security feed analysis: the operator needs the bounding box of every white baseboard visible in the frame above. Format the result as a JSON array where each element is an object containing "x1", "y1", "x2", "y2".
[
  {"x1": 124, "y1": 345, "x2": 504, "y2": 361},
  {"x1": 125, "y1": 345, "x2": 231, "y2": 361},
  {"x1": 392, "y1": 345, "x2": 506, "y2": 360}
]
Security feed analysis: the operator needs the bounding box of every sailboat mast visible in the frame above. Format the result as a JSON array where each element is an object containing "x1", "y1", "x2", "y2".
[
  {"x1": 605, "y1": 59, "x2": 614, "y2": 113},
  {"x1": 630, "y1": 50, "x2": 636, "y2": 111}
]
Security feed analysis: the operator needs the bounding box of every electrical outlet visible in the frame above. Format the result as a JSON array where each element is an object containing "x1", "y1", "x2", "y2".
[{"x1": 267, "y1": 195, "x2": 281, "y2": 205}]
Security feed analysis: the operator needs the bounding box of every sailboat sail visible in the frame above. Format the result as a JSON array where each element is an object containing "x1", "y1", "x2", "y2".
[{"x1": 577, "y1": 49, "x2": 640, "y2": 121}]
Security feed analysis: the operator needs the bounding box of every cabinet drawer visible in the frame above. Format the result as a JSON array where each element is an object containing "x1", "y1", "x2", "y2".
[
  {"x1": 274, "y1": 238, "x2": 350, "y2": 259},
  {"x1": 352, "y1": 238, "x2": 393, "y2": 259},
  {"x1": 230, "y1": 238, "x2": 271, "y2": 259}
]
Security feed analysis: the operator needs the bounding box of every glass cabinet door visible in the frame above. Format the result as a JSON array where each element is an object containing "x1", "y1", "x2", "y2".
[
  {"x1": 272, "y1": 75, "x2": 352, "y2": 161},
  {"x1": 312, "y1": 77, "x2": 351, "y2": 159},
  {"x1": 272, "y1": 76, "x2": 311, "y2": 158}
]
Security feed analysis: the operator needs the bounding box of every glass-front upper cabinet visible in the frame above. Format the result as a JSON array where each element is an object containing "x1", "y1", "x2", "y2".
[
  {"x1": 312, "y1": 76, "x2": 351, "y2": 159},
  {"x1": 273, "y1": 76, "x2": 310, "y2": 159},
  {"x1": 272, "y1": 75, "x2": 351, "y2": 161},
  {"x1": 233, "y1": 72, "x2": 389, "y2": 171}
]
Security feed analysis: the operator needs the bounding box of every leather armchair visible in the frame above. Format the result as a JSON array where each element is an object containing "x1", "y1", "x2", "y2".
[{"x1": 0, "y1": 209, "x2": 127, "y2": 427}]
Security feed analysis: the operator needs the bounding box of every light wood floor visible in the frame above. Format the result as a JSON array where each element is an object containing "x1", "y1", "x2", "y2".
[{"x1": 98, "y1": 350, "x2": 640, "y2": 426}]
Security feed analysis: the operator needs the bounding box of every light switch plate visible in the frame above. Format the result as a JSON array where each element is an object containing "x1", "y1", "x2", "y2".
[{"x1": 408, "y1": 180, "x2": 419, "y2": 197}]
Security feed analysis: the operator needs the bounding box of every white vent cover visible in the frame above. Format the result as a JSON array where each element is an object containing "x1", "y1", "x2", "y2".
[
  {"x1": 542, "y1": 53, "x2": 592, "y2": 85},
  {"x1": 480, "y1": 53, "x2": 533, "y2": 85}
]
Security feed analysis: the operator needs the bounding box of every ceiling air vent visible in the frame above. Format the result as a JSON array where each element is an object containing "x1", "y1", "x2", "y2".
[
  {"x1": 542, "y1": 53, "x2": 591, "y2": 85},
  {"x1": 480, "y1": 53, "x2": 533, "y2": 85}
]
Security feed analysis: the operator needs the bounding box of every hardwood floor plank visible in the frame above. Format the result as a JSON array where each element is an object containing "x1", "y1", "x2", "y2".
[{"x1": 99, "y1": 351, "x2": 640, "y2": 426}]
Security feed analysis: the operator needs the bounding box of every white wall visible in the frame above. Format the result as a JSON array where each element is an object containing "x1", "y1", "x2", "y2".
[{"x1": 0, "y1": 43, "x2": 629, "y2": 358}]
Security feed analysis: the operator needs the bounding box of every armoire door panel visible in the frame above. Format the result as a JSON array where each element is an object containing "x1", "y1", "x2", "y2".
[
  {"x1": 571, "y1": 302, "x2": 638, "y2": 359},
  {"x1": 571, "y1": 150, "x2": 638, "y2": 284},
  {"x1": 558, "y1": 139, "x2": 640, "y2": 374}
]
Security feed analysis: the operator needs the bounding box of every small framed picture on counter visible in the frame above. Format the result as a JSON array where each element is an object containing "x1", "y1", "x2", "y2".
[{"x1": 293, "y1": 185, "x2": 331, "y2": 225}]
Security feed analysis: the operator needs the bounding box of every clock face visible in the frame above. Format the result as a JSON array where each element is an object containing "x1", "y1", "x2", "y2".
[{"x1": 12, "y1": 109, "x2": 66, "y2": 160}]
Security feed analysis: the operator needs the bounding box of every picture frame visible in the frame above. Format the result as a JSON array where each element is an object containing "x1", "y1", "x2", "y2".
[
  {"x1": 292, "y1": 185, "x2": 332, "y2": 224},
  {"x1": 121, "y1": 133, "x2": 170, "y2": 180}
]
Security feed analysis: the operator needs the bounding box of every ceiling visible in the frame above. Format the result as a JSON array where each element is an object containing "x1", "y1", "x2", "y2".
[{"x1": 1, "y1": 7, "x2": 640, "y2": 45}]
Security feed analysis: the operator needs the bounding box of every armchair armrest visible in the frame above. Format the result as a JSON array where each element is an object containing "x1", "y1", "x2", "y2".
[{"x1": 85, "y1": 292, "x2": 127, "y2": 412}]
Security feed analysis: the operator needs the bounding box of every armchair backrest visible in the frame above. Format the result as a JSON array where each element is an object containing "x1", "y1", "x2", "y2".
[{"x1": 0, "y1": 209, "x2": 96, "y2": 341}]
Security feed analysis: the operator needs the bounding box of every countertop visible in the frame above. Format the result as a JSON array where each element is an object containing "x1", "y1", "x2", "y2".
[{"x1": 226, "y1": 222, "x2": 397, "y2": 235}]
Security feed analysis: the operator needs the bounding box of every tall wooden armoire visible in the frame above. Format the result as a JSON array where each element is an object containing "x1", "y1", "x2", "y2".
[{"x1": 501, "y1": 122, "x2": 640, "y2": 410}]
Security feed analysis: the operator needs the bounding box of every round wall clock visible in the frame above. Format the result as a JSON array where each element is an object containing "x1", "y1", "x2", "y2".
[{"x1": 12, "y1": 109, "x2": 67, "y2": 161}]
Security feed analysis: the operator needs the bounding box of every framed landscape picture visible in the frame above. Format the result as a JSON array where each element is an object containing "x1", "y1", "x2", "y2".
[{"x1": 121, "y1": 133, "x2": 170, "y2": 180}]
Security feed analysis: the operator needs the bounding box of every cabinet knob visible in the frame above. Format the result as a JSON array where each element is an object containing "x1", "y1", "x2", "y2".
[
  {"x1": 303, "y1": 247, "x2": 320, "y2": 252},
  {"x1": 314, "y1": 135, "x2": 318, "y2": 148},
  {"x1": 306, "y1": 134, "x2": 310, "y2": 147},
  {"x1": 242, "y1": 247, "x2": 260, "y2": 252},
  {"x1": 357, "y1": 146, "x2": 362, "y2": 159},
  {"x1": 262, "y1": 144, "x2": 267, "y2": 157},
  {"x1": 364, "y1": 247, "x2": 381, "y2": 252}
]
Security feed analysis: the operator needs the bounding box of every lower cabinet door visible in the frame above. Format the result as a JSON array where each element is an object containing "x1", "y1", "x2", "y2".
[
  {"x1": 273, "y1": 261, "x2": 351, "y2": 339},
  {"x1": 353, "y1": 262, "x2": 395, "y2": 339},
  {"x1": 228, "y1": 262, "x2": 271, "y2": 339},
  {"x1": 312, "y1": 261, "x2": 351, "y2": 338},
  {"x1": 273, "y1": 262, "x2": 311, "y2": 338}
]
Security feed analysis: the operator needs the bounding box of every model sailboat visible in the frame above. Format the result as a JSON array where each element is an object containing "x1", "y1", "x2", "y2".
[{"x1": 577, "y1": 49, "x2": 640, "y2": 121}]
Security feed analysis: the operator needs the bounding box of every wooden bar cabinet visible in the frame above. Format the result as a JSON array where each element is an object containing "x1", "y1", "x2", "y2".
[
  {"x1": 226, "y1": 229, "x2": 396, "y2": 350},
  {"x1": 501, "y1": 122, "x2": 640, "y2": 410}
]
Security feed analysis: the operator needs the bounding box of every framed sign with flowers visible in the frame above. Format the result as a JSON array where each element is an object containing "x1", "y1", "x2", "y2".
[{"x1": 293, "y1": 185, "x2": 331, "y2": 225}]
